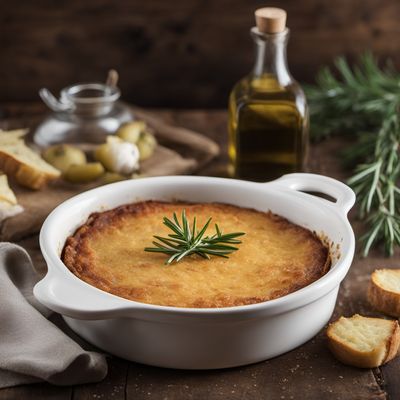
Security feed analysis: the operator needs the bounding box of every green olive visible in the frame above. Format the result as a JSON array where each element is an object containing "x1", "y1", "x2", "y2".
[
  {"x1": 137, "y1": 131, "x2": 157, "y2": 160},
  {"x1": 131, "y1": 172, "x2": 142, "y2": 179},
  {"x1": 116, "y1": 121, "x2": 147, "y2": 144},
  {"x1": 94, "y1": 143, "x2": 115, "y2": 171},
  {"x1": 42, "y1": 144, "x2": 86, "y2": 173},
  {"x1": 63, "y1": 162, "x2": 104, "y2": 183},
  {"x1": 101, "y1": 172, "x2": 126, "y2": 184}
]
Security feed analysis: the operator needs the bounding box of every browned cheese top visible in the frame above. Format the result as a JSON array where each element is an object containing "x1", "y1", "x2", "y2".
[{"x1": 62, "y1": 201, "x2": 330, "y2": 308}]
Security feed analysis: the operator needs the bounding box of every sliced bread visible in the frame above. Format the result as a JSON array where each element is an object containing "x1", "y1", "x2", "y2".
[
  {"x1": 368, "y1": 269, "x2": 400, "y2": 317},
  {"x1": 0, "y1": 174, "x2": 17, "y2": 205},
  {"x1": 0, "y1": 132, "x2": 60, "y2": 189},
  {"x1": 0, "y1": 173, "x2": 23, "y2": 220},
  {"x1": 0, "y1": 129, "x2": 29, "y2": 144},
  {"x1": 326, "y1": 314, "x2": 400, "y2": 368}
]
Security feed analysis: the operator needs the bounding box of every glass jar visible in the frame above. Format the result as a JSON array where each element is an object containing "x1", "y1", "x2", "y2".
[{"x1": 33, "y1": 82, "x2": 134, "y2": 147}]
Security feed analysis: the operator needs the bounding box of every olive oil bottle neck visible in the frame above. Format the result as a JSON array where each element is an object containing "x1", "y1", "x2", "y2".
[{"x1": 251, "y1": 27, "x2": 292, "y2": 85}]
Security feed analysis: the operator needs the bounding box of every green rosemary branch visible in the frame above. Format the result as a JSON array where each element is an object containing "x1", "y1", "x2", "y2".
[
  {"x1": 144, "y1": 210, "x2": 245, "y2": 264},
  {"x1": 306, "y1": 53, "x2": 400, "y2": 256}
]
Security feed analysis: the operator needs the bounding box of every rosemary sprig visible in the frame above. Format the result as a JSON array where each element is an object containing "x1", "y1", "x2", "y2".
[
  {"x1": 306, "y1": 53, "x2": 400, "y2": 256},
  {"x1": 144, "y1": 210, "x2": 245, "y2": 264}
]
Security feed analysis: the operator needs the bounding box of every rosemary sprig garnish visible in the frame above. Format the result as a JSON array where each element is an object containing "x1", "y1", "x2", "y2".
[
  {"x1": 144, "y1": 210, "x2": 245, "y2": 264},
  {"x1": 306, "y1": 53, "x2": 400, "y2": 256}
]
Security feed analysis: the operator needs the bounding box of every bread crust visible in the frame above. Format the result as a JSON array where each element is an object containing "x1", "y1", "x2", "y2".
[
  {"x1": 385, "y1": 321, "x2": 400, "y2": 363},
  {"x1": 368, "y1": 269, "x2": 400, "y2": 317},
  {"x1": 0, "y1": 150, "x2": 60, "y2": 190},
  {"x1": 62, "y1": 200, "x2": 331, "y2": 308},
  {"x1": 327, "y1": 315, "x2": 400, "y2": 368}
]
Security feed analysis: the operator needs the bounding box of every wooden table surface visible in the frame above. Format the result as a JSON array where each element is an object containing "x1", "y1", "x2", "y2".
[{"x1": 0, "y1": 103, "x2": 397, "y2": 400}]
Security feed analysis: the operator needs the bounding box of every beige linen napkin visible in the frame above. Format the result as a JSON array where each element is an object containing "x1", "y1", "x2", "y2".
[{"x1": 0, "y1": 242, "x2": 107, "y2": 388}]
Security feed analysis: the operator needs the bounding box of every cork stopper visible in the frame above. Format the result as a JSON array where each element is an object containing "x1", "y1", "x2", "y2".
[{"x1": 255, "y1": 7, "x2": 287, "y2": 34}]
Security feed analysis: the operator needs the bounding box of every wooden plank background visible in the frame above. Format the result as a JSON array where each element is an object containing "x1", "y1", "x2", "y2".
[{"x1": 1, "y1": 0, "x2": 400, "y2": 108}]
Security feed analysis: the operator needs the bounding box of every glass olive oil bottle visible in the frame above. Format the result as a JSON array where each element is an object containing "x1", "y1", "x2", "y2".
[{"x1": 228, "y1": 7, "x2": 308, "y2": 181}]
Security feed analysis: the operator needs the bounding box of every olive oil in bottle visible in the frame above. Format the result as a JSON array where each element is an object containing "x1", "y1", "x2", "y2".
[{"x1": 228, "y1": 7, "x2": 308, "y2": 181}]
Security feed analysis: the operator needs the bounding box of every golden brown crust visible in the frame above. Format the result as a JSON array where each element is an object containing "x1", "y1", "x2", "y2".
[
  {"x1": 62, "y1": 200, "x2": 330, "y2": 308},
  {"x1": 385, "y1": 322, "x2": 400, "y2": 363},
  {"x1": 368, "y1": 269, "x2": 400, "y2": 317}
]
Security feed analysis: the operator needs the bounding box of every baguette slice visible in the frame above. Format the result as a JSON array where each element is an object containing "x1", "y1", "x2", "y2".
[
  {"x1": 0, "y1": 174, "x2": 17, "y2": 205},
  {"x1": 0, "y1": 134, "x2": 60, "y2": 190},
  {"x1": 368, "y1": 269, "x2": 400, "y2": 317},
  {"x1": 327, "y1": 314, "x2": 400, "y2": 368},
  {"x1": 0, "y1": 173, "x2": 23, "y2": 220},
  {"x1": 0, "y1": 129, "x2": 29, "y2": 144}
]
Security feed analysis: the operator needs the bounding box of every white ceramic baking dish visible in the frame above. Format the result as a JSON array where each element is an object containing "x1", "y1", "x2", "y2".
[{"x1": 34, "y1": 173, "x2": 355, "y2": 369}]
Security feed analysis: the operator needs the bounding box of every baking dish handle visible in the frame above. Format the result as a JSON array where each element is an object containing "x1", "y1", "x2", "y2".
[
  {"x1": 33, "y1": 268, "x2": 142, "y2": 320},
  {"x1": 272, "y1": 173, "x2": 356, "y2": 214}
]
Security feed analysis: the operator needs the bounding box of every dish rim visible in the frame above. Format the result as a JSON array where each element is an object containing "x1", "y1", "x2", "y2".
[{"x1": 36, "y1": 174, "x2": 356, "y2": 317}]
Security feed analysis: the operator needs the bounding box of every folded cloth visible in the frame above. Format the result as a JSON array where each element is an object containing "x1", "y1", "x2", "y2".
[{"x1": 0, "y1": 242, "x2": 107, "y2": 388}]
